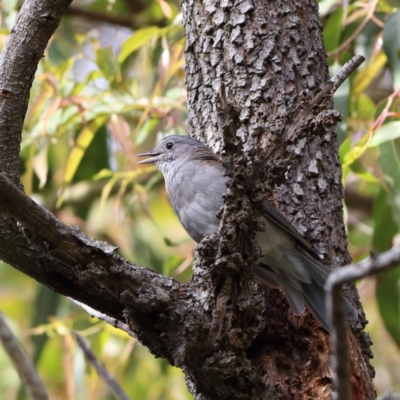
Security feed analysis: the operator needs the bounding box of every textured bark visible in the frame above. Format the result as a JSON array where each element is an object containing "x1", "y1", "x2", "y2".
[
  {"x1": 0, "y1": 0, "x2": 376, "y2": 400},
  {"x1": 181, "y1": 0, "x2": 375, "y2": 399}
]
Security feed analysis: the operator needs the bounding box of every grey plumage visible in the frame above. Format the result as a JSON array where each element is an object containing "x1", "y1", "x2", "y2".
[{"x1": 138, "y1": 135, "x2": 357, "y2": 331}]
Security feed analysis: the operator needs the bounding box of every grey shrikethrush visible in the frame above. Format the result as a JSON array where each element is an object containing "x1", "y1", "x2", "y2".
[{"x1": 137, "y1": 135, "x2": 357, "y2": 331}]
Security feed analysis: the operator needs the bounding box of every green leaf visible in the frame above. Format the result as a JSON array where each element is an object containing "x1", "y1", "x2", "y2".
[
  {"x1": 62, "y1": 116, "x2": 108, "y2": 185},
  {"x1": 352, "y1": 52, "x2": 387, "y2": 94},
  {"x1": 339, "y1": 137, "x2": 351, "y2": 161},
  {"x1": 118, "y1": 27, "x2": 160, "y2": 63},
  {"x1": 95, "y1": 46, "x2": 117, "y2": 78},
  {"x1": 373, "y1": 189, "x2": 400, "y2": 348},
  {"x1": 379, "y1": 140, "x2": 400, "y2": 229},
  {"x1": 349, "y1": 160, "x2": 379, "y2": 182},
  {"x1": 372, "y1": 189, "x2": 398, "y2": 252},
  {"x1": 33, "y1": 145, "x2": 49, "y2": 189},
  {"x1": 323, "y1": 8, "x2": 343, "y2": 52},
  {"x1": 93, "y1": 169, "x2": 114, "y2": 180},
  {"x1": 383, "y1": 10, "x2": 400, "y2": 86},
  {"x1": 134, "y1": 118, "x2": 159, "y2": 146},
  {"x1": 163, "y1": 237, "x2": 174, "y2": 247},
  {"x1": 355, "y1": 93, "x2": 375, "y2": 122},
  {"x1": 162, "y1": 255, "x2": 185, "y2": 276},
  {"x1": 371, "y1": 121, "x2": 400, "y2": 147},
  {"x1": 376, "y1": 267, "x2": 400, "y2": 348}
]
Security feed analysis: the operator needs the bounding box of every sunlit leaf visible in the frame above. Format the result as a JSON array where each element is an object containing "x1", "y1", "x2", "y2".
[
  {"x1": 371, "y1": 121, "x2": 400, "y2": 147},
  {"x1": 340, "y1": 129, "x2": 379, "y2": 185},
  {"x1": 349, "y1": 160, "x2": 379, "y2": 182},
  {"x1": 93, "y1": 169, "x2": 114, "y2": 180},
  {"x1": 323, "y1": 8, "x2": 343, "y2": 52},
  {"x1": 339, "y1": 137, "x2": 351, "y2": 161},
  {"x1": 158, "y1": 0, "x2": 172, "y2": 18},
  {"x1": 118, "y1": 27, "x2": 160, "y2": 63},
  {"x1": 62, "y1": 116, "x2": 108, "y2": 185},
  {"x1": 100, "y1": 175, "x2": 120, "y2": 212},
  {"x1": 108, "y1": 114, "x2": 136, "y2": 161},
  {"x1": 352, "y1": 52, "x2": 388, "y2": 94},
  {"x1": 134, "y1": 118, "x2": 159, "y2": 146},
  {"x1": 373, "y1": 189, "x2": 400, "y2": 348},
  {"x1": 318, "y1": 0, "x2": 338, "y2": 16},
  {"x1": 162, "y1": 255, "x2": 185, "y2": 276},
  {"x1": 355, "y1": 93, "x2": 375, "y2": 121},
  {"x1": 95, "y1": 45, "x2": 118, "y2": 79},
  {"x1": 383, "y1": 10, "x2": 400, "y2": 86},
  {"x1": 33, "y1": 145, "x2": 49, "y2": 188}
]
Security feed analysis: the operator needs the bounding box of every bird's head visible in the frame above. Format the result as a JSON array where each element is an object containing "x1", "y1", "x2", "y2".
[{"x1": 137, "y1": 135, "x2": 218, "y2": 174}]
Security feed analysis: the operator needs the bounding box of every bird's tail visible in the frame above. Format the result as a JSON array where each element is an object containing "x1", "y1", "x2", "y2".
[
  {"x1": 255, "y1": 252, "x2": 358, "y2": 331},
  {"x1": 299, "y1": 251, "x2": 357, "y2": 328}
]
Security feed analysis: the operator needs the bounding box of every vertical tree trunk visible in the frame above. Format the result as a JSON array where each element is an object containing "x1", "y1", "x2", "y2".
[{"x1": 181, "y1": 0, "x2": 375, "y2": 398}]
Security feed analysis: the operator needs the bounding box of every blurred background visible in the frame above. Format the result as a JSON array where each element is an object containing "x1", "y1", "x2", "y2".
[{"x1": 0, "y1": 0, "x2": 399, "y2": 398}]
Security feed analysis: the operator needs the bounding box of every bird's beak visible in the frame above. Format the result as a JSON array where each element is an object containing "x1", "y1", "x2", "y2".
[{"x1": 137, "y1": 150, "x2": 162, "y2": 164}]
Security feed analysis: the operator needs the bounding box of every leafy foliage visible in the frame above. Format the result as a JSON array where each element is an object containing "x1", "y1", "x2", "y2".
[
  {"x1": 1, "y1": 0, "x2": 400, "y2": 397},
  {"x1": 322, "y1": 0, "x2": 400, "y2": 391}
]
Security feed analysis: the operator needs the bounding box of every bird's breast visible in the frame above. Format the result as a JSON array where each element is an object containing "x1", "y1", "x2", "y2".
[{"x1": 165, "y1": 160, "x2": 226, "y2": 243}]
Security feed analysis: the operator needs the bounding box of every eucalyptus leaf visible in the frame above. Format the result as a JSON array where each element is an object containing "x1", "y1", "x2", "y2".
[{"x1": 371, "y1": 121, "x2": 400, "y2": 147}]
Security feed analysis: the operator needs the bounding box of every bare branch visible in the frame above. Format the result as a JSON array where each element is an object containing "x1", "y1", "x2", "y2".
[
  {"x1": 65, "y1": 5, "x2": 167, "y2": 29},
  {"x1": 0, "y1": 0, "x2": 73, "y2": 184},
  {"x1": 326, "y1": 246, "x2": 400, "y2": 400},
  {"x1": 73, "y1": 332, "x2": 131, "y2": 400},
  {"x1": 70, "y1": 299, "x2": 136, "y2": 337},
  {"x1": 287, "y1": 55, "x2": 365, "y2": 142},
  {"x1": 0, "y1": 173, "x2": 117, "y2": 260},
  {"x1": 0, "y1": 312, "x2": 49, "y2": 400},
  {"x1": 0, "y1": 171, "x2": 182, "y2": 363}
]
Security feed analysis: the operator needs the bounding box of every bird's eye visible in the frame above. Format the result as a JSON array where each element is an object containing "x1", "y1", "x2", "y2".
[{"x1": 165, "y1": 142, "x2": 174, "y2": 150}]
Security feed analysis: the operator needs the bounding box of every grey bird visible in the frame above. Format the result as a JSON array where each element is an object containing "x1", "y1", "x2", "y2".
[{"x1": 137, "y1": 135, "x2": 357, "y2": 331}]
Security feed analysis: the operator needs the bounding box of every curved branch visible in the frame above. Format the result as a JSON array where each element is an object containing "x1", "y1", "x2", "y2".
[
  {"x1": 326, "y1": 246, "x2": 400, "y2": 400},
  {"x1": 0, "y1": 172, "x2": 182, "y2": 358},
  {"x1": 73, "y1": 332, "x2": 130, "y2": 400},
  {"x1": 0, "y1": 0, "x2": 73, "y2": 184},
  {"x1": 0, "y1": 312, "x2": 49, "y2": 400}
]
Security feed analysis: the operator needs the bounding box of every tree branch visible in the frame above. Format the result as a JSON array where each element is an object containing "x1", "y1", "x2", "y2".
[
  {"x1": 0, "y1": 0, "x2": 73, "y2": 185},
  {"x1": 70, "y1": 299, "x2": 135, "y2": 337},
  {"x1": 65, "y1": 5, "x2": 168, "y2": 29},
  {"x1": 0, "y1": 312, "x2": 49, "y2": 400},
  {"x1": 0, "y1": 171, "x2": 182, "y2": 360},
  {"x1": 326, "y1": 246, "x2": 400, "y2": 400},
  {"x1": 73, "y1": 332, "x2": 130, "y2": 400}
]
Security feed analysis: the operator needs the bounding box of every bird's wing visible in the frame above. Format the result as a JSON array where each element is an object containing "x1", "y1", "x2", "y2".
[{"x1": 262, "y1": 200, "x2": 321, "y2": 260}]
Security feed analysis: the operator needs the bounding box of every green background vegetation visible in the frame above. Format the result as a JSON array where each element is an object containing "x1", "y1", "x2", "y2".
[{"x1": 0, "y1": 0, "x2": 399, "y2": 398}]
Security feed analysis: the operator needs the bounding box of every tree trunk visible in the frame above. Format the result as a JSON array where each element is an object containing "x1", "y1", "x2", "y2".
[{"x1": 181, "y1": 0, "x2": 375, "y2": 398}]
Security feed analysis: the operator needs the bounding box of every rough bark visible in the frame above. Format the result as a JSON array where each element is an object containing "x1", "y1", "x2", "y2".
[
  {"x1": 0, "y1": 1, "x2": 376, "y2": 400},
  {"x1": 181, "y1": 0, "x2": 375, "y2": 398}
]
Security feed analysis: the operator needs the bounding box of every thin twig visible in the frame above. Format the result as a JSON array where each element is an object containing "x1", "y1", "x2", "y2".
[
  {"x1": 327, "y1": 0, "x2": 379, "y2": 57},
  {"x1": 65, "y1": 6, "x2": 135, "y2": 28},
  {"x1": 73, "y1": 332, "x2": 131, "y2": 400},
  {"x1": 70, "y1": 299, "x2": 136, "y2": 338},
  {"x1": 326, "y1": 246, "x2": 400, "y2": 400},
  {"x1": 286, "y1": 55, "x2": 365, "y2": 144},
  {"x1": 0, "y1": 312, "x2": 49, "y2": 400}
]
